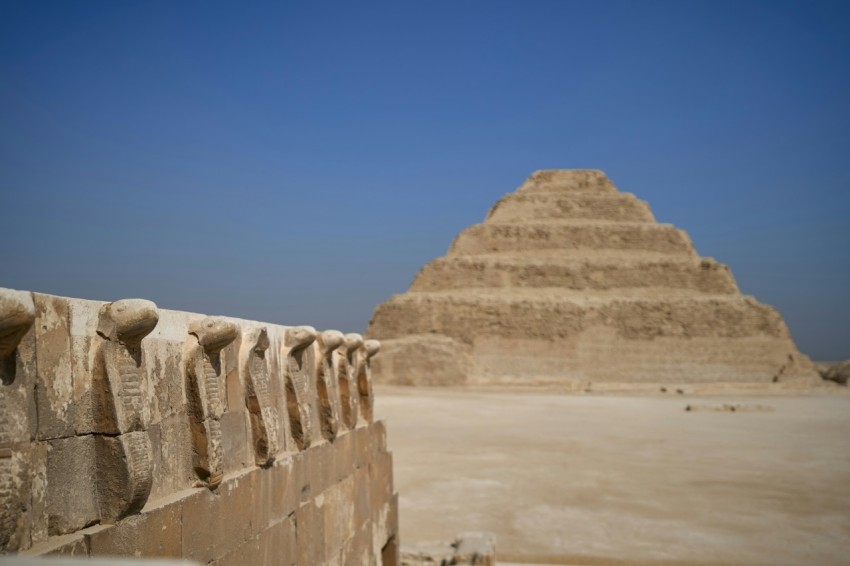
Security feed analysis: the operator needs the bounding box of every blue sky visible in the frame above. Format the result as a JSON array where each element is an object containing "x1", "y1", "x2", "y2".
[{"x1": 1, "y1": 1, "x2": 848, "y2": 360}]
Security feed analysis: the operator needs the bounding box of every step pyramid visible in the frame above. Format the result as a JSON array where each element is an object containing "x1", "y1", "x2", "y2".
[{"x1": 365, "y1": 170, "x2": 819, "y2": 387}]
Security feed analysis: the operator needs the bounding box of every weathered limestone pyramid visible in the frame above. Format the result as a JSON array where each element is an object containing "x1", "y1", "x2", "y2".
[{"x1": 365, "y1": 170, "x2": 819, "y2": 388}]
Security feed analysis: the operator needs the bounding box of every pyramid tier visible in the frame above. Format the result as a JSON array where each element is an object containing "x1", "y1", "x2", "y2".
[
  {"x1": 485, "y1": 192, "x2": 655, "y2": 223},
  {"x1": 367, "y1": 292, "x2": 816, "y2": 386},
  {"x1": 515, "y1": 169, "x2": 619, "y2": 195},
  {"x1": 448, "y1": 221, "x2": 695, "y2": 256},
  {"x1": 409, "y1": 255, "x2": 738, "y2": 294},
  {"x1": 369, "y1": 291, "x2": 788, "y2": 342}
]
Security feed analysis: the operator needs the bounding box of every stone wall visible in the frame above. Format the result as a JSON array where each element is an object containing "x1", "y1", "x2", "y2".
[{"x1": 0, "y1": 288, "x2": 398, "y2": 564}]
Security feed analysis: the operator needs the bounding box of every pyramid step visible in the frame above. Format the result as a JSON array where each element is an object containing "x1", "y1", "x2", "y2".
[
  {"x1": 486, "y1": 192, "x2": 655, "y2": 223},
  {"x1": 410, "y1": 256, "x2": 738, "y2": 294},
  {"x1": 448, "y1": 222, "x2": 695, "y2": 256},
  {"x1": 515, "y1": 169, "x2": 620, "y2": 196},
  {"x1": 367, "y1": 292, "x2": 790, "y2": 346}
]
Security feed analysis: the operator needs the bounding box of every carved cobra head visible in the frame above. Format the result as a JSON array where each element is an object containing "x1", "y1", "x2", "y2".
[
  {"x1": 285, "y1": 325, "x2": 316, "y2": 351},
  {"x1": 317, "y1": 330, "x2": 344, "y2": 355},
  {"x1": 363, "y1": 339, "x2": 381, "y2": 361},
  {"x1": 190, "y1": 317, "x2": 239, "y2": 352},
  {"x1": 98, "y1": 298, "x2": 159, "y2": 343},
  {"x1": 343, "y1": 333, "x2": 363, "y2": 356}
]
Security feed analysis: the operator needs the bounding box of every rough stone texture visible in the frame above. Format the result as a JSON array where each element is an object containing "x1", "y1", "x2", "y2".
[
  {"x1": 401, "y1": 532, "x2": 496, "y2": 566},
  {"x1": 817, "y1": 360, "x2": 850, "y2": 385},
  {"x1": 1, "y1": 288, "x2": 397, "y2": 565},
  {"x1": 366, "y1": 170, "x2": 820, "y2": 387}
]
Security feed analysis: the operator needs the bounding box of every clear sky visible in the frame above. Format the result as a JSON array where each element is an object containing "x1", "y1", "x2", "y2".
[{"x1": 1, "y1": 1, "x2": 848, "y2": 360}]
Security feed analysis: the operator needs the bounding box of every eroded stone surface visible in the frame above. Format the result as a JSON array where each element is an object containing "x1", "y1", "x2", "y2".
[
  {"x1": 242, "y1": 326, "x2": 280, "y2": 466},
  {"x1": 316, "y1": 330, "x2": 344, "y2": 442},
  {"x1": 0, "y1": 288, "x2": 36, "y2": 551},
  {"x1": 4, "y1": 289, "x2": 392, "y2": 564},
  {"x1": 92, "y1": 299, "x2": 159, "y2": 521},
  {"x1": 339, "y1": 333, "x2": 363, "y2": 430},
  {"x1": 185, "y1": 317, "x2": 239, "y2": 488},
  {"x1": 284, "y1": 326, "x2": 316, "y2": 450}
]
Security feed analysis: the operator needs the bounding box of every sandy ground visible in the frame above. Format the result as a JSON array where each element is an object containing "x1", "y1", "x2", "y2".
[{"x1": 375, "y1": 387, "x2": 850, "y2": 566}]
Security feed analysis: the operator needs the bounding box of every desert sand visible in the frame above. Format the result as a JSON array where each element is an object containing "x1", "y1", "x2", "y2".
[{"x1": 376, "y1": 387, "x2": 850, "y2": 565}]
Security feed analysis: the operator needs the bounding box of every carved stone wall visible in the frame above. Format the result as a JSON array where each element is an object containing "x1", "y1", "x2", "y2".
[{"x1": 0, "y1": 288, "x2": 397, "y2": 565}]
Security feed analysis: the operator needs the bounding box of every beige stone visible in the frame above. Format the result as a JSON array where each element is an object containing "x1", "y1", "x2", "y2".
[
  {"x1": 366, "y1": 169, "x2": 820, "y2": 387},
  {"x1": 4, "y1": 289, "x2": 394, "y2": 565},
  {"x1": 284, "y1": 325, "x2": 317, "y2": 451},
  {"x1": 0, "y1": 288, "x2": 36, "y2": 552},
  {"x1": 339, "y1": 333, "x2": 363, "y2": 430},
  {"x1": 316, "y1": 330, "x2": 344, "y2": 442},
  {"x1": 184, "y1": 317, "x2": 239, "y2": 489},
  {"x1": 241, "y1": 326, "x2": 281, "y2": 466}
]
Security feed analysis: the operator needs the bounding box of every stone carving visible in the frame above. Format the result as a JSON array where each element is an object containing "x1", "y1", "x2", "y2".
[
  {"x1": 0, "y1": 289, "x2": 35, "y2": 551},
  {"x1": 316, "y1": 330, "x2": 344, "y2": 442},
  {"x1": 284, "y1": 326, "x2": 316, "y2": 451},
  {"x1": 339, "y1": 333, "x2": 363, "y2": 430},
  {"x1": 366, "y1": 169, "x2": 821, "y2": 387},
  {"x1": 242, "y1": 326, "x2": 280, "y2": 466},
  {"x1": 185, "y1": 317, "x2": 238, "y2": 489},
  {"x1": 94, "y1": 299, "x2": 159, "y2": 521},
  {"x1": 357, "y1": 340, "x2": 380, "y2": 424}
]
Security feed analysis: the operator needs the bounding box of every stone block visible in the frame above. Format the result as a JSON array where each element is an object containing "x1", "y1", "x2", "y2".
[
  {"x1": 353, "y1": 467, "x2": 372, "y2": 532},
  {"x1": 322, "y1": 475, "x2": 355, "y2": 556},
  {"x1": 369, "y1": 451, "x2": 393, "y2": 516},
  {"x1": 306, "y1": 440, "x2": 334, "y2": 496},
  {"x1": 295, "y1": 498, "x2": 325, "y2": 566},
  {"x1": 28, "y1": 441, "x2": 48, "y2": 545},
  {"x1": 45, "y1": 435, "x2": 100, "y2": 536},
  {"x1": 341, "y1": 522, "x2": 373, "y2": 566},
  {"x1": 212, "y1": 515, "x2": 296, "y2": 566},
  {"x1": 372, "y1": 420, "x2": 387, "y2": 456},
  {"x1": 87, "y1": 498, "x2": 182, "y2": 557},
  {"x1": 22, "y1": 531, "x2": 90, "y2": 556},
  {"x1": 334, "y1": 430, "x2": 354, "y2": 483},
  {"x1": 33, "y1": 294, "x2": 75, "y2": 440},
  {"x1": 353, "y1": 426, "x2": 371, "y2": 470},
  {"x1": 147, "y1": 413, "x2": 195, "y2": 501},
  {"x1": 221, "y1": 409, "x2": 251, "y2": 474},
  {"x1": 181, "y1": 470, "x2": 256, "y2": 563}
]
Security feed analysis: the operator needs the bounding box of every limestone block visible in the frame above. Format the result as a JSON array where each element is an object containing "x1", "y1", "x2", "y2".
[
  {"x1": 87, "y1": 498, "x2": 182, "y2": 558},
  {"x1": 284, "y1": 326, "x2": 317, "y2": 451},
  {"x1": 316, "y1": 330, "x2": 344, "y2": 442},
  {"x1": 342, "y1": 522, "x2": 373, "y2": 566},
  {"x1": 220, "y1": 409, "x2": 251, "y2": 474},
  {"x1": 367, "y1": 335, "x2": 471, "y2": 386},
  {"x1": 33, "y1": 293, "x2": 75, "y2": 440},
  {"x1": 295, "y1": 498, "x2": 325, "y2": 565},
  {"x1": 211, "y1": 515, "x2": 296, "y2": 566},
  {"x1": 241, "y1": 326, "x2": 281, "y2": 466},
  {"x1": 184, "y1": 317, "x2": 239, "y2": 489},
  {"x1": 0, "y1": 288, "x2": 36, "y2": 551},
  {"x1": 322, "y1": 474, "x2": 355, "y2": 556},
  {"x1": 181, "y1": 470, "x2": 257, "y2": 563},
  {"x1": 333, "y1": 429, "x2": 354, "y2": 484},
  {"x1": 45, "y1": 435, "x2": 100, "y2": 535},
  {"x1": 338, "y1": 333, "x2": 363, "y2": 430}
]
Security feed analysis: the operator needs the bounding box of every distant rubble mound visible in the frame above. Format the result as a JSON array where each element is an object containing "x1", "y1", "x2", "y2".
[
  {"x1": 365, "y1": 169, "x2": 820, "y2": 388},
  {"x1": 816, "y1": 361, "x2": 850, "y2": 386}
]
